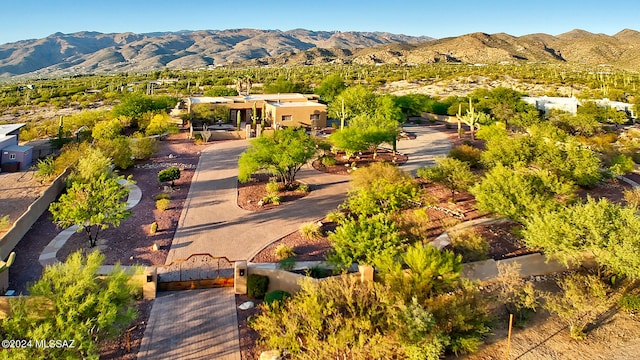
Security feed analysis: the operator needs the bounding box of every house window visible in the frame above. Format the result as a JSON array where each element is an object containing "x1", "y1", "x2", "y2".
[
  {"x1": 310, "y1": 114, "x2": 320, "y2": 121},
  {"x1": 281, "y1": 115, "x2": 292, "y2": 121},
  {"x1": 9, "y1": 154, "x2": 16, "y2": 160}
]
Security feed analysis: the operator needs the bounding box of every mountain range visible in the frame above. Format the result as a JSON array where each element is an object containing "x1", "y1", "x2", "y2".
[
  {"x1": 0, "y1": 29, "x2": 431, "y2": 78},
  {"x1": 1, "y1": 28, "x2": 640, "y2": 78}
]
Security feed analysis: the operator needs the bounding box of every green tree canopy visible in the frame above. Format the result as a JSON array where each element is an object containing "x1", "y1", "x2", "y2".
[
  {"x1": 470, "y1": 165, "x2": 575, "y2": 222},
  {"x1": 345, "y1": 162, "x2": 420, "y2": 216},
  {"x1": 314, "y1": 73, "x2": 346, "y2": 103},
  {"x1": 145, "y1": 112, "x2": 179, "y2": 136},
  {"x1": 417, "y1": 157, "x2": 476, "y2": 202},
  {"x1": 238, "y1": 127, "x2": 317, "y2": 190},
  {"x1": 264, "y1": 77, "x2": 307, "y2": 94},
  {"x1": 327, "y1": 85, "x2": 377, "y2": 121},
  {"x1": 522, "y1": 197, "x2": 640, "y2": 279},
  {"x1": 204, "y1": 86, "x2": 238, "y2": 97},
  {"x1": 91, "y1": 118, "x2": 123, "y2": 140},
  {"x1": 0, "y1": 251, "x2": 138, "y2": 360},
  {"x1": 328, "y1": 213, "x2": 406, "y2": 269},
  {"x1": 49, "y1": 173, "x2": 132, "y2": 247}
]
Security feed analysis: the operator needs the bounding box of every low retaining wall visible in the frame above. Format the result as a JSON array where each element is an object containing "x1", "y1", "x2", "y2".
[
  {"x1": 204, "y1": 131, "x2": 246, "y2": 141},
  {"x1": 461, "y1": 253, "x2": 593, "y2": 283},
  {"x1": 235, "y1": 262, "x2": 367, "y2": 296},
  {"x1": 0, "y1": 169, "x2": 69, "y2": 261},
  {"x1": 249, "y1": 267, "x2": 316, "y2": 294}
]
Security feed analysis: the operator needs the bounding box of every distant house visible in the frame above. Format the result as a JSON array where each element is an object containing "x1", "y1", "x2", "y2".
[
  {"x1": 186, "y1": 93, "x2": 328, "y2": 128},
  {"x1": 522, "y1": 96, "x2": 580, "y2": 115},
  {"x1": 0, "y1": 124, "x2": 33, "y2": 172},
  {"x1": 522, "y1": 96, "x2": 636, "y2": 119}
]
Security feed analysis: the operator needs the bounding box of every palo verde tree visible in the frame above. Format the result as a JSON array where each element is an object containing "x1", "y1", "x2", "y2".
[
  {"x1": 238, "y1": 127, "x2": 317, "y2": 190},
  {"x1": 0, "y1": 251, "x2": 139, "y2": 360},
  {"x1": 470, "y1": 164, "x2": 575, "y2": 223},
  {"x1": 49, "y1": 172, "x2": 132, "y2": 248},
  {"x1": 522, "y1": 197, "x2": 640, "y2": 279},
  {"x1": 417, "y1": 157, "x2": 476, "y2": 202}
]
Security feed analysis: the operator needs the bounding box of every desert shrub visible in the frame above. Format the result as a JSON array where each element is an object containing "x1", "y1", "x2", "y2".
[
  {"x1": 0, "y1": 215, "x2": 10, "y2": 230},
  {"x1": 321, "y1": 156, "x2": 337, "y2": 167},
  {"x1": 618, "y1": 293, "x2": 640, "y2": 312},
  {"x1": 130, "y1": 134, "x2": 157, "y2": 160},
  {"x1": 279, "y1": 257, "x2": 296, "y2": 271},
  {"x1": 328, "y1": 213, "x2": 406, "y2": 270},
  {"x1": 149, "y1": 222, "x2": 158, "y2": 234},
  {"x1": 156, "y1": 198, "x2": 170, "y2": 211},
  {"x1": 158, "y1": 167, "x2": 181, "y2": 187},
  {"x1": 261, "y1": 193, "x2": 281, "y2": 205},
  {"x1": 449, "y1": 144, "x2": 482, "y2": 168},
  {"x1": 448, "y1": 228, "x2": 490, "y2": 262},
  {"x1": 194, "y1": 137, "x2": 206, "y2": 146},
  {"x1": 265, "y1": 180, "x2": 280, "y2": 194},
  {"x1": 275, "y1": 244, "x2": 296, "y2": 261},
  {"x1": 154, "y1": 193, "x2": 171, "y2": 201},
  {"x1": 544, "y1": 273, "x2": 610, "y2": 339},
  {"x1": 296, "y1": 183, "x2": 309, "y2": 193},
  {"x1": 305, "y1": 266, "x2": 330, "y2": 279},
  {"x1": 495, "y1": 262, "x2": 538, "y2": 326},
  {"x1": 346, "y1": 162, "x2": 420, "y2": 216},
  {"x1": 35, "y1": 157, "x2": 57, "y2": 183},
  {"x1": 325, "y1": 210, "x2": 346, "y2": 224},
  {"x1": 299, "y1": 222, "x2": 322, "y2": 240},
  {"x1": 0, "y1": 251, "x2": 138, "y2": 359},
  {"x1": 608, "y1": 154, "x2": 635, "y2": 176},
  {"x1": 264, "y1": 290, "x2": 291, "y2": 306},
  {"x1": 247, "y1": 274, "x2": 270, "y2": 299},
  {"x1": 393, "y1": 208, "x2": 431, "y2": 243},
  {"x1": 623, "y1": 188, "x2": 640, "y2": 208}
]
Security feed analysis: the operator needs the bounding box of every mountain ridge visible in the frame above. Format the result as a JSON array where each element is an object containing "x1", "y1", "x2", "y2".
[
  {"x1": 250, "y1": 28, "x2": 640, "y2": 71},
  {"x1": 2, "y1": 28, "x2": 640, "y2": 78},
  {"x1": 0, "y1": 29, "x2": 431, "y2": 77}
]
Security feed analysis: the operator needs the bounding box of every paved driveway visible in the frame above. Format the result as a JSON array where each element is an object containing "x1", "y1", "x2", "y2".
[
  {"x1": 164, "y1": 140, "x2": 350, "y2": 264},
  {"x1": 137, "y1": 288, "x2": 239, "y2": 360},
  {"x1": 397, "y1": 125, "x2": 451, "y2": 175}
]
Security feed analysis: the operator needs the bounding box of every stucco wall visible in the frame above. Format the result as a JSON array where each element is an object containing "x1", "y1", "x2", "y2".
[{"x1": 0, "y1": 168, "x2": 69, "y2": 260}]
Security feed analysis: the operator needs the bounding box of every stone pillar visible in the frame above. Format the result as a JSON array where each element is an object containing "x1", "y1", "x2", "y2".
[
  {"x1": 142, "y1": 267, "x2": 157, "y2": 300},
  {"x1": 256, "y1": 124, "x2": 262, "y2": 137},
  {"x1": 358, "y1": 264, "x2": 374, "y2": 283},
  {"x1": 245, "y1": 124, "x2": 252, "y2": 139},
  {"x1": 235, "y1": 261, "x2": 248, "y2": 295}
]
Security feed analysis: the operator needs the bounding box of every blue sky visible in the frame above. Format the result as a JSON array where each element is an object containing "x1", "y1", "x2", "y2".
[{"x1": 1, "y1": 0, "x2": 637, "y2": 45}]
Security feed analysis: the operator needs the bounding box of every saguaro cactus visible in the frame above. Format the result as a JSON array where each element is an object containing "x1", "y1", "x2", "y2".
[{"x1": 456, "y1": 99, "x2": 483, "y2": 141}]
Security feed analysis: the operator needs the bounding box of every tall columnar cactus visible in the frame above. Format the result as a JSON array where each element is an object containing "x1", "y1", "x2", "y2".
[
  {"x1": 236, "y1": 110, "x2": 242, "y2": 131},
  {"x1": 456, "y1": 99, "x2": 483, "y2": 141},
  {"x1": 252, "y1": 102, "x2": 257, "y2": 130}
]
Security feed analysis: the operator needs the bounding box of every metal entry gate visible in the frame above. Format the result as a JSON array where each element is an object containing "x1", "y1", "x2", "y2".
[{"x1": 156, "y1": 253, "x2": 234, "y2": 291}]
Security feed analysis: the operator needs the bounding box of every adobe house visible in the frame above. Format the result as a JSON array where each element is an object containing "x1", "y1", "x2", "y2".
[
  {"x1": 0, "y1": 124, "x2": 33, "y2": 172},
  {"x1": 186, "y1": 93, "x2": 327, "y2": 128}
]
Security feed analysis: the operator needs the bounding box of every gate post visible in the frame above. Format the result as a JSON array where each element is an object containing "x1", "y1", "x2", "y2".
[
  {"x1": 143, "y1": 267, "x2": 157, "y2": 300},
  {"x1": 234, "y1": 261, "x2": 248, "y2": 295}
]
